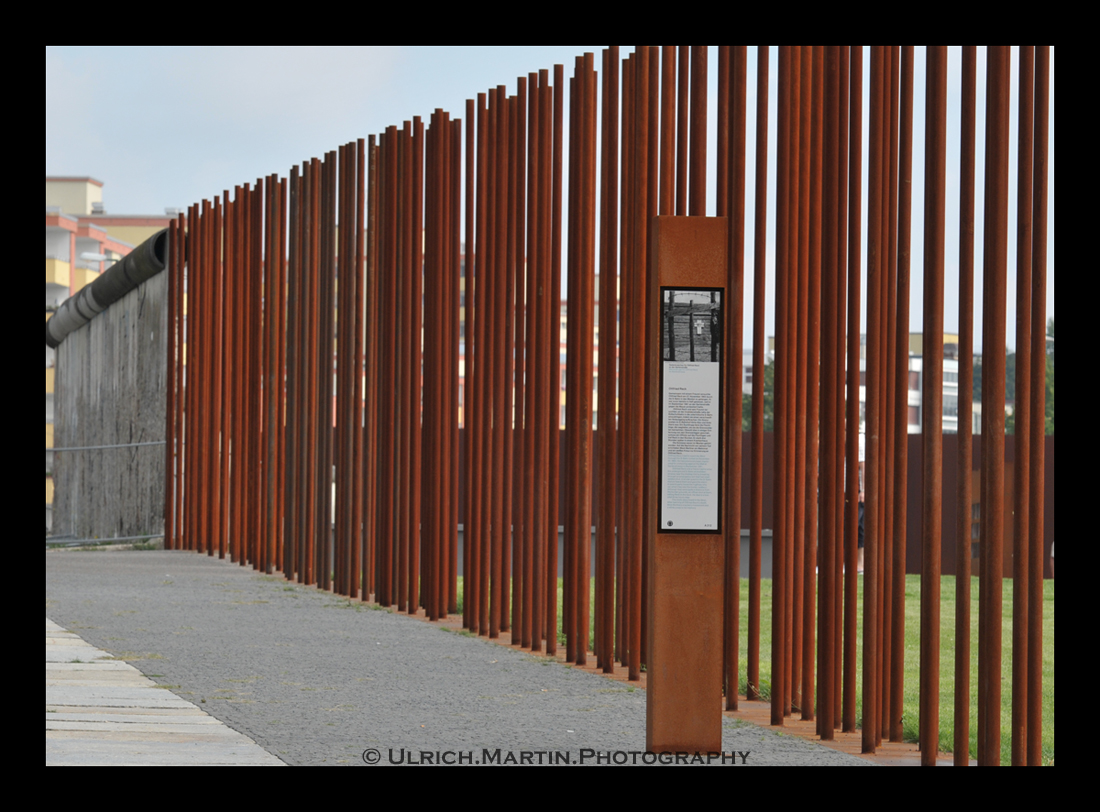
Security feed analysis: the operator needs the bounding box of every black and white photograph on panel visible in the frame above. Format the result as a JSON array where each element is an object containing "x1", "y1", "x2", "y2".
[
  {"x1": 659, "y1": 288, "x2": 722, "y2": 533},
  {"x1": 661, "y1": 288, "x2": 722, "y2": 363}
]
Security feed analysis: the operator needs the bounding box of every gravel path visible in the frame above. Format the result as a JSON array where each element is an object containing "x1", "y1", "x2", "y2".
[{"x1": 46, "y1": 549, "x2": 868, "y2": 766}]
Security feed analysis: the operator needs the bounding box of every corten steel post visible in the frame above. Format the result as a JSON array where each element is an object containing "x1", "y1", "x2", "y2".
[
  {"x1": 378, "y1": 133, "x2": 397, "y2": 605},
  {"x1": 484, "y1": 90, "x2": 498, "y2": 633},
  {"x1": 1027, "y1": 45, "x2": 1049, "y2": 767},
  {"x1": 277, "y1": 178, "x2": 288, "y2": 576},
  {"x1": 474, "y1": 92, "x2": 490, "y2": 636},
  {"x1": 423, "y1": 113, "x2": 440, "y2": 618},
  {"x1": 410, "y1": 119, "x2": 425, "y2": 615},
  {"x1": 242, "y1": 184, "x2": 256, "y2": 566},
  {"x1": 564, "y1": 72, "x2": 577, "y2": 661},
  {"x1": 334, "y1": 147, "x2": 350, "y2": 594},
  {"x1": 396, "y1": 128, "x2": 411, "y2": 611},
  {"x1": 229, "y1": 189, "x2": 244, "y2": 563},
  {"x1": 234, "y1": 186, "x2": 248, "y2": 564},
  {"x1": 660, "y1": 47, "x2": 675, "y2": 217},
  {"x1": 378, "y1": 135, "x2": 394, "y2": 604},
  {"x1": 862, "y1": 46, "x2": 883, "y2": 754},
  {"x1": 450, "y1": 117, "x2": 463, "y2": 616},
  {"x1": 301, "y1": 166, "x2": 319, "y2": 584},
  {"x1": 785, "y1": 46, "x2": 804, "y2": 714},
  {"x1": 480, "y1": 91, "x2": 495, "y2": 632},
  {"x1": 677, "y1": 46, "x2": 689, "y2": 216},
  {"x1": 529, "y1": 73, "x2": 545, "y2": 648},
  {"x1": 878, "y1": 49, "x2": 898, "y2": 742},
  {"x1": 644, "y1": 45, "x2": 661, "y2": 672},
  {"x1": 322, "y1": 156, "x2": 338, "y2": 591},
  {"x1": 787, "y1": 45, "x2": 806, "y2": 718},
  {"x1": 723, "y1": 45, "x2": 747, "y2": 712},
  {"x1": 748, "y1": 44, "x2": 768, "y2": 704},
  {"x1": 618, "y1": 52, "x2": 635, "y2": 673},
  {"x1": 578, "y1": 53, "x2": 596, "y2": 664},
  {"x1": 187, "y1": 200, "x2": 200, "y2": 553},
  {"x1": 270, "y1": 174, "x2": 284, "y2": 574},
  {"x1": 979, "y1": 45, "x2": 1010, "y2": 766},
  {"x1": 690, "y1": 45, "x2": 707, "y2": 216},
  {"x1": 354, "y1": 141, "x2": 365, "y2": 600},
  {"x1": 800, "y1": 45, "x2": 822, "y2": 723},
  {"x1": 770, "y1": 45, "x2": 790, "y2": 726},
  {"x1": 547, "y1": 63, "x2": 564, "y2": 657},
  {"x1": 295, "y1": 170, "x2": 309, "y2": 580},
  {"x1": 616, "y1": 54, "x2": 632, "y2": 667},
  {"x1": 223, "y1": 192, "x2": 238, "y2": 563},
  {"x1": 218, "y1": 193, "x2": 230, "y2": 561},
  {"x1": 491, "y1": 87, "x2": 508, "y2": 639},
  {"x1": 890, "y1": 46, "x2": 913, "y2": 745},
  {"x1": 954, "y1": 45, "x2": 976, "y2": 766},
  {"x1": 503, "y1": 93, "x2": 517, "y2": 633},
  {"x1": 523, "y1": 75, "x2": 539, "y2": 649},
  {"x1": 205, "y1": 199, "x2": 213, "y2": 556},
  {"x1": 209, "y1": 198, "x2": 223, "y2": 558},
  {"x1": 451, "y1": 114, "x2": 464, "y2": 617},
  {"x1": 880, "y1": 45, "x2": 897, "y2": 739},
  {"x1": 716, "y1": 47, "x2": 728, "y2": 219},
  {"x1": 257, "y1": 178, "x2": 270, "y2": 572},
  {"x1": 510, "y1": 80, "x2": 528, "y2": 639},
  {"x1": 284, "y1": 169, "x2": 300, "y2": 581},
  {"x1": 365, "y1": 136, "x2": 380, "y2": 601},
  {"x1": 193, "y1": 200, "x2": 208, "y2": 554},
  {"x1": 832, "y1": 45, "x2": 850, "y2": 732},
  {"x1": 241, "y1": 184, "x2": 254, "y2": 565},
  {"x1": 921, "y1": 44, "x2": 947, "y2": 766},
  {"x1": 465, "y1": 97, "x2": 482, "y2": 632},
  {"x1": 625, "y1": 46, "x2": 649, "y2": 682},
  {"x1": 233, "y1": 190, "x2": 246, "y2": 560},
  {"x1": 1011, "y1": 46, "x2": 1034, "y2": 767},
  {"x1": 843, "y1": 45, "x2": 862, "y2": 734},
  {"x1": 487, "y1": 89, "x2": 503, "y2": 637},
  {"x1": 230, "y1": 191, "x2": 244, "y2": 560},
  {"x1": 265, "y1": 175, "x2": 280, "y2": 576},
  {"x1": 219, "y1": 191, "x2": 231, "y2": 560},
  {"x1": 818, "y1": 45, "x2": 839, "y2": 738},
  {"x1": 422, "y1": 112, "x2": 440, "y2": 611},
  {"x1": 596, "y1": 46, "x2": 619, "y2": 673}
]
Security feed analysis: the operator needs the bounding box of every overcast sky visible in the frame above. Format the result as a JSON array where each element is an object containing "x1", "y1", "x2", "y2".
[{"x1": 47, "y1": 46, "x2": 1053, "y2": 352}]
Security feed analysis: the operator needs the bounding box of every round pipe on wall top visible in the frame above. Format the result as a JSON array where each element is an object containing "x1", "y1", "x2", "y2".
[{"x1": 45, "y1": 228, "x2": 169, "y2": 349}]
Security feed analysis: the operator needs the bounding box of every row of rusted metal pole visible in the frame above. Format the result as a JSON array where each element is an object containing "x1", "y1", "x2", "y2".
[{"x1": 164, "y1": 46, "x2": 1050, "y2": 764}]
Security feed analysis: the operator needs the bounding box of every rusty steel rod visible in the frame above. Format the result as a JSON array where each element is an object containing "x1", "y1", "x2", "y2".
[
  {"x1": 953, "y1": 44, "x2": 977, "y2": 766},
  {"x1": 1011, "y1": 45, "x2": 1034, "y2": 767},
  {"x1": 748, "y1": 45, "x2": 769, "y2": 705},
  {"x1": 1027, "y1": 44, "x2": 1050, "y2": 768},
  {"x1": 921, "y1": 44, "x2": 947, "y2": 765},
  {"x1": 978, "y1": 45, "x2": 1011, "y2": 766},
  {"x1": 724, "y1": 44, "x2": 747, "y2": 713},
  {"x1": 596, "y1": 46, "x2": 619, "y2": 673}
]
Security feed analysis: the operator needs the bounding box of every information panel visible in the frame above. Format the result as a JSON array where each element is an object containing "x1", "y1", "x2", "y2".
[{"x1": 659, "y1": 287, "x2": 722, "y2": 532}]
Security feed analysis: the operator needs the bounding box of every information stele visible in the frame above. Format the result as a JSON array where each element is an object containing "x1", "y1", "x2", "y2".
[{"x1": 659, "y1": 288, "x2": 721, "y2": 533}]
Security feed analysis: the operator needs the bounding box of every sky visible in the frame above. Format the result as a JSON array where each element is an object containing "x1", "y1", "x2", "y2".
[{"x1": 46, "y1": 46, "x2": 1053, "y2": 353}]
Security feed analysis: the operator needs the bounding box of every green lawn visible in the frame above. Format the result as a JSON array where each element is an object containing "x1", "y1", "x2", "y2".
[
  {"x1": 455, "y1": 573, "x2": 1055, "y2": 764},
  {"x1": 726, "y1": 575, "x2": 1054, "y2": 765}
]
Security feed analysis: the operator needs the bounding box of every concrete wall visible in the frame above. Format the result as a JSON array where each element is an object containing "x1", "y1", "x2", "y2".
[{"x1": 53, "y1": 270, "x2": 167, "y2": 541}]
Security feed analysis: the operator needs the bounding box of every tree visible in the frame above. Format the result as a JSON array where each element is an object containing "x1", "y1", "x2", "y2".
[{"x1": 739, "y1": 356, "x2": 774, "y2": 432}]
